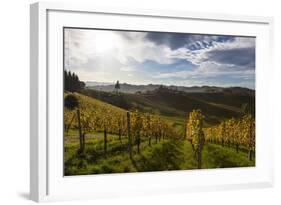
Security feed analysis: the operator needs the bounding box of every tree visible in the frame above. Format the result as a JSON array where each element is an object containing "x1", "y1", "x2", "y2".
[
  {"x1": 64, "y1": 94, "x2": 84, "y2": 153},
  {"x1": 64, "y1": 70, "x2": 85, "y2": 92},
  {"x1": 115, "y1": 80, "x2": 121, "y2": 94},
  {"x1": 64, "y1": 94, "x2": 79, "y2": 110}
]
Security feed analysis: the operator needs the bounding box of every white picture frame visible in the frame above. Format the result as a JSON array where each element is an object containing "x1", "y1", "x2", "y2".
[{"x1": 30, "y1": 2, "x2": 274, "y2": 202}]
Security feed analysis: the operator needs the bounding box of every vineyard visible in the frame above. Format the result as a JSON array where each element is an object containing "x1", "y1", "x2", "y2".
[{"x1": 64, "y1": 92, "x2": 255, "y2": 175}]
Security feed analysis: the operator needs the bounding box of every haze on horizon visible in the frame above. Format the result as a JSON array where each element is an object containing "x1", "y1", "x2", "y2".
[{"x1": 64, "y1": 28, "x2": 255, "y2": 89}]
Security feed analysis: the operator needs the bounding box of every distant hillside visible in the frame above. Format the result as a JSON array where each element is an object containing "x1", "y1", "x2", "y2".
[
  {"x1": 86, "y1": 82, "x2": 159, "y2": 93},
  {"x1": 85, "y1": 81, "x2": 113, "y2": 87},
  {"x1": 82, "y1": 86, "x2": 255, "y2": 126},
  {"x1": 86, "y1": 82, "x2": 254, "y2": 96}
]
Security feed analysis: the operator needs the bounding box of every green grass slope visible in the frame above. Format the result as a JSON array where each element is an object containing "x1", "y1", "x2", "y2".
[
  {"x1": 64, "y1": 132, "x2": 254, "y2": 175},
  {"x1": 65, "y1": 91, "x2": 127, "y2": 114}
]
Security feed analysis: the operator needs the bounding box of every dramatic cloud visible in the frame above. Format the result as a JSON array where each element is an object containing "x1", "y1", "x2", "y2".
[
  {"x1": 64, "y1": 28, "x2": 255, "y2": 89},
  {"x1": 145, "y1": 32, "x2": 235, "y2": 50},
  {"x1": 207, "y1": 47, "x2": 255, "y2": 67}
]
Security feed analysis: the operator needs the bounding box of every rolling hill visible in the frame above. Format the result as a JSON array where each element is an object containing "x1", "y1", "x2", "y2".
[
  {"x1": 86, "y1": 81, "x2": 255, "y2": 95},
  {"x1": 82, "y1": 86, "x2": 255, "y2": 126}
]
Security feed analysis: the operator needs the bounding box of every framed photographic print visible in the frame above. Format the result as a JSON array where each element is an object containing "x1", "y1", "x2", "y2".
[{"x1": 30, "y1": 2, "x2": 274, "y2": 202}]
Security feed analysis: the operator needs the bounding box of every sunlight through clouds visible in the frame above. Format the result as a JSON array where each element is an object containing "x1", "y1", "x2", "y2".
[{"x1": 64, "y1": 28, "x2": 255, "y2": 89}]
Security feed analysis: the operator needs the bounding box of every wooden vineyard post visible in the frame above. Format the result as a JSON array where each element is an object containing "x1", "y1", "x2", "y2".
[
  {"x1": 76, "y1": 108, "x2": 83, "y2": 153},
  {"x1": 184, "y1": 122, "x2": 187, "y2": 139},
  {"x1": 136, "y1": 112, "x2": 141, "y2": 154},
  {"x1": 137, "y1": 133, "x2": 140, "y2": 154},
  {"x1": 249, "y1": 117, "x2": 255, "y2": 161},
  {"x1": 66, "y1": 113, "x2": 76, "y2": 133},
  {"x1": 236, "y1": 143, "x2": 239, "y2": 153},
  {"x1": 118, "y1": 119, "x2": 122, "y2": 142},
  {"x1": 104, "y1": 127, "x2": 107, "y2": 155},
  {"x1": 118, "y1": 126, "x2": 121, "y2": 141},
  {"x1": 82, "y1": 133, "x2": 85, "y2": 151},
  {"x1": 147, "y1": 115, "x2": 151, "y2": 147},
  {"x1": 197, "y1": 131, "x2": 204, "y2": 169},
  {"x1": 127, "y1": 112, "x2": 132, "y2": 159},
  {"x1": 248, "y1": 149, "x2": 253, "y2": 161}
]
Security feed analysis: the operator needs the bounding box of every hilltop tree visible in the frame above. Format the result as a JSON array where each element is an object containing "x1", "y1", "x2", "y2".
[{"x1": 115, "y1": 80, "x2": 121, "y2": 94}]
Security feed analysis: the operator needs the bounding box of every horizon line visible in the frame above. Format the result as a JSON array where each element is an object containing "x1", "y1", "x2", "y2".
[{"x1": 85, "y1": 81, "x2": 255, "y2": 90}]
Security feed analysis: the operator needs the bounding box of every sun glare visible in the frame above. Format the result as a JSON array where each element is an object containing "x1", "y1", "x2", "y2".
[{"x1": 91, "y1": 32, "x2": 118, "y2": 53}]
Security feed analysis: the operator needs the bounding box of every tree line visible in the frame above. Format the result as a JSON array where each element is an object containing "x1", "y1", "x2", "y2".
[{"x1": 64, "y1": 70, "x2": 85, "y2": 92}]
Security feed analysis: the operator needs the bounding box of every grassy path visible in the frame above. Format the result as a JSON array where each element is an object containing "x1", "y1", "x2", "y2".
[{"x1": 64, "y1": 131, "x2": 254, "y2": 176}]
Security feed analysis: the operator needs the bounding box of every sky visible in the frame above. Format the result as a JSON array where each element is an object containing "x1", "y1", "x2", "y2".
[{"x1": 64, "y1": 28, "x2": 255, "y2": 89}]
